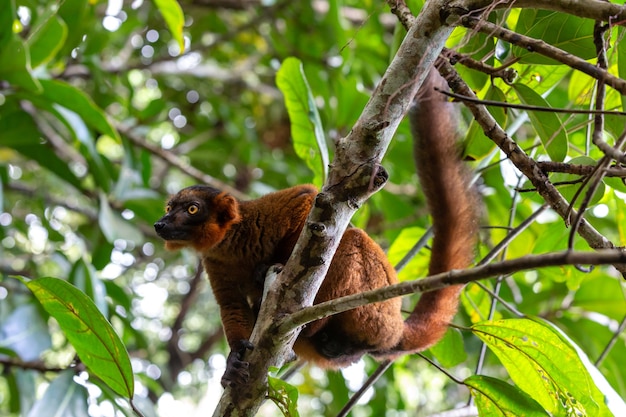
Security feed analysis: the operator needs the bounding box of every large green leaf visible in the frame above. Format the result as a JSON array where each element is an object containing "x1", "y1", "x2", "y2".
[
  {"x1": 466, "y1": 375, "x2": 548, "y2": 416},
  {"x1": 276, "y1": 57, "x2": 329, "y2": 187},
  {"x1": 153, "y1": 0, "x2": 185, "y2": 51},
  {"x1": 98, "y1": 193, "x2": 144, "y2": 244},
  {"x1": 472, "y1": 318, "x2": 614, "y2": 416},
  {"x1": 512, "y1": 83, "x2": 568, "y2": 161},
  {"x1": 0, "y1": 104, "x2": 84, "y2": 190},
  {"x1": 22, "y1": 277, "x2": 134, "y2": 398},
  {"x1": 27, "y1": 14, "x2": 68, "y2": 68},
  {"x1": 513, "y1": 10, "x2": 595, "y2": 64},
  {"x1": 0, "y1": 36, "x2": 42, "y2": 92},
  {"x1": 38, "y1": 79, "x2": 120, "y2": 142},
  {"x1": 0, "y1": 0, "x2": 15, "y2": 51}
]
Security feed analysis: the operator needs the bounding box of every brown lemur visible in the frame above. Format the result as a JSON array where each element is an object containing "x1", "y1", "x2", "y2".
[{"x1": 154, "y1": 69, "x2": 478, "y2": 387}]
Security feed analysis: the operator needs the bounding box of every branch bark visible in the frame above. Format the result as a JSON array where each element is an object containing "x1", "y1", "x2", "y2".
[{"x1": 451, "y1": 0, "x2": 626, "y2": 24}]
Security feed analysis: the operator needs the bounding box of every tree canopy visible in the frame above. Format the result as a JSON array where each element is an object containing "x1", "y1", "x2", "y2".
[{"x1": 1, "y1": 0, "x2": 626, "y2": 416}]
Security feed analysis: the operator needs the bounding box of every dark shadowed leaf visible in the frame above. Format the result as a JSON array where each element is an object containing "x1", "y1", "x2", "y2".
[
  {"x1": 38, "y1": 79, "x2": 120, "y2": 141},
  {"x1": 27, "y1": 14, "x2": 68, "y2": 68}
]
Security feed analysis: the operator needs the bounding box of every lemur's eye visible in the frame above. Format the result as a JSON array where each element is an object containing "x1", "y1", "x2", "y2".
[
  {"x1": 188, "y1": 204, "x2": 199, "y2": 215},
  {"x1": 165, "y1": 205, "x2": 171, "y2": 213}
]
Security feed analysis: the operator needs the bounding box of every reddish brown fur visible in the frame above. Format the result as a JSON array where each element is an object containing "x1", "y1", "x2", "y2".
[
  {"x1": 395, "y1": 69, "x2": 478, "y2": 353},
  {"x1": 154, "y1": 70, "x2": 477, "y2": 373}
]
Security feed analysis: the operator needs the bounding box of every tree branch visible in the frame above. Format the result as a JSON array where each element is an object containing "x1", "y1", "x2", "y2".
[
  {"x1": 283, "y1": 250, "x2": 626, "y2": 331},
  {"x1": 436, "y1": 59, "x2": 626, "y2": 277},
  {"x1": 451, "y1": 0, "x2": 626, "y2": 24},
  {"x1": 461, "y1": 16, "x2": 626, "y2": 95},
  {"x1": 0, "y1": 357, "x2": 82, "y2": 373}
]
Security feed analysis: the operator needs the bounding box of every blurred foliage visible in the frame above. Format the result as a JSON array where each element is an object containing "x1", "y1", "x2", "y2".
[{"x1": 0, "y1": 0, "x2": 625, "y2": 416}]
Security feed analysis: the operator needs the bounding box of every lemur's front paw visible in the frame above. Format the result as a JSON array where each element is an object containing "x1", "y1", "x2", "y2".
[{"x1": 221, "y1": 339, "x2": 254, "y2": 388}]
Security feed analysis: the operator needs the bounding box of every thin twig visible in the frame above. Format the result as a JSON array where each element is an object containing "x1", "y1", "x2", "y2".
[
  {"x1": 436, "y1": 88, "x2": 626, "y2": 116},
  {"x1": 536, "y1": 162, "x2": 626, "y2": 177},
  {"x1": 595, "y1": 314, "x2": 626, "y2": 366},
  {"x1": 336, "y1": 360, "x2": 394, "y2": 417}
]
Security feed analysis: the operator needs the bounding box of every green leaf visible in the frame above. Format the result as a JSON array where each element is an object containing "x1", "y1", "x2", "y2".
[
  {"x1": 0, "y1": 0, "x2": 15, "y2": 51},
  {"x1": 276, "y1": 57, "x2": 329, "y2": 187},
  {"x1": 52, "y1": 103, "x2": 114, "y2": 192},
  {"x1": 26, "y1": 370, "x2": 89, "y2": 417},
  {"x1": 268, "y1": 371, "x2": 300, "y2": 417},
  {"x1": 429, "y1": 328, "x2": 466, "y2": 368},
  {"x1": 23, "y1": 277, "x2": 134, "y2": 398},
  {"x1": 461, "y1": 282, "x2": 501, "y2": 324},
  {"x1": 466, "y1": 375, "x2": 548, "y2": 416},
  {"x1": 386, "y1": 226, "x2": 429, "y2": 281},
  {"x1": 619, "y1": 27, "x2": 626, "y2": 105},
  {"x1": 573, "y1": 275, "x2": 626, "y2": 321},
  {"x1": 472, "y1": 318, "x2": 612, "y2": 416},
  {"x1": 0, "y1": 103, "x2": 42, "y2": 146},
  {"x1": 27, "y1": 14, "x2": 68, "y2": 68},
  {"x1": 69, "y1": 259, "x2": 108, "y2": 317},
  {"x1": 513, "y1": 10, "x2": 595, "y2": 64},
  {"x1": 98, "y1": 193, "x2": 143, "y2": 244},
  {"x1": 153, "y1": 0, "x2": 185, "y2": 52},
  {"x1": 0, "y1": 104, "x2": 83, "y2": 190},
  {"x1": 512, "y1": 83, "x2": 568, "y2": 161},
  {"x1": 38, "y1": 79, "x2": 120, "y2": 142},
  {"x1": 0, "y1": 36, "x2": 42, "y2": 92}
]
